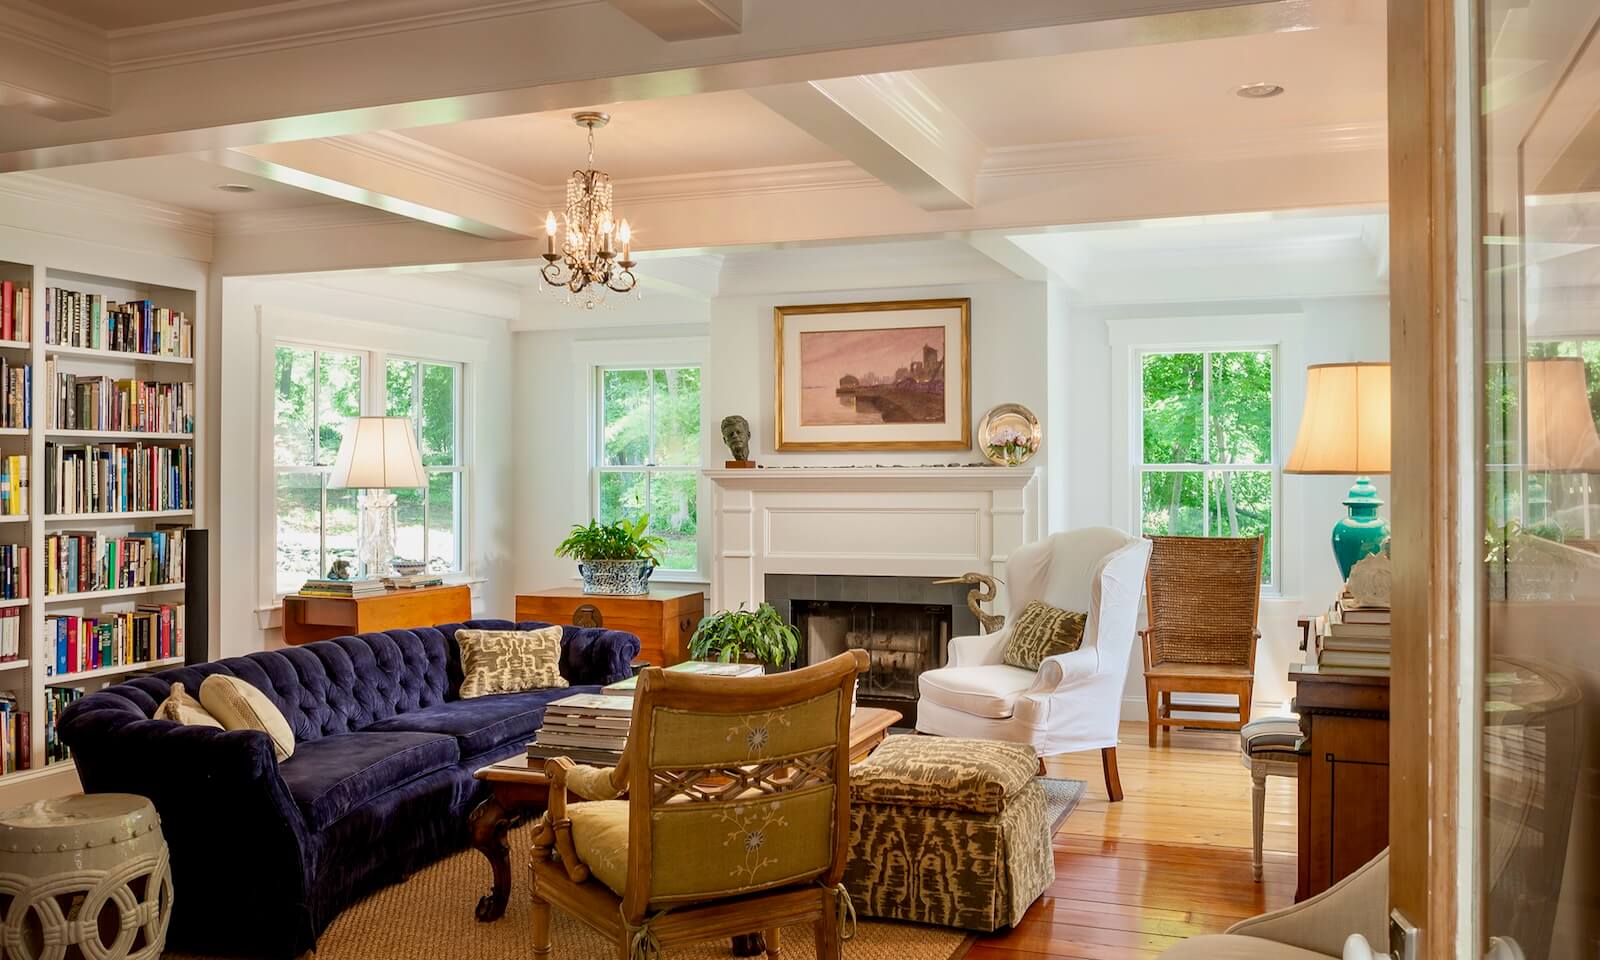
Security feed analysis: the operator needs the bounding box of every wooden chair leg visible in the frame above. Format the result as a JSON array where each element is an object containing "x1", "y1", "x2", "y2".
[
  {"x1": 1101, "y1": 746, "x2": 1124, "y2": 802},
  {"x1": 814, "y1": 889, "x2": 840, "y2": 960},
  {"x1": 1238, "y1": 680, "x2": 1255, "y2": 729},
  {"x1": 530, "y1": 889, "x2": 552, "y2": 959},
  {"x1": 764, "y1": 926, "x2": 782, "y2": 959},
  {"x1": 1145, "y1": 679, "x2": 1160, "y2": 747},
  {"x1": 1251, "y1": 765, "x2": 1267, "y2": 882}
]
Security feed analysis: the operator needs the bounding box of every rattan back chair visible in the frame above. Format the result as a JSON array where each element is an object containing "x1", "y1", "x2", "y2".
[{"x1": 1141, "y1": 535, "x2": 1264, "y2": 746}]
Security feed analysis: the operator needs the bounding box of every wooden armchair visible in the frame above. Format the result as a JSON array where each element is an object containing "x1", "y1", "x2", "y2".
[
  {"x1": 1141, "y1": 535, "x2": 1264, "y2": 746},
  {"x1": 529, "y1": 649, "x2": 869, "y2": 960}
]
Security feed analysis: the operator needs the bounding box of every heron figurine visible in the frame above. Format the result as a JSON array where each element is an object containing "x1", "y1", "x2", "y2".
[{"x1": 933, "y1": 572, "x2": 1006, "y2": 634}]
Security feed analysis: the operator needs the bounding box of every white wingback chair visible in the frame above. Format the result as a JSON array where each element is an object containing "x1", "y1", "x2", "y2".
[{"x1": 916, "y1": 527, "x2": 1153, "y2": 801}]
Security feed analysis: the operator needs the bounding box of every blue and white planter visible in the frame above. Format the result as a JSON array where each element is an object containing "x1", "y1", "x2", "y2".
[{"x1": 578, "y1": 558, "x2": 656, "y2": 596}]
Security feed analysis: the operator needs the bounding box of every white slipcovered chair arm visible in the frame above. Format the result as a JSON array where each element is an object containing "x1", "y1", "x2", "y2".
[
  {"x1": 948, "y1": 627, "x2": 1010, "y2": 667},
  {"x1": 1028, "y1": 646, "x2": 1099, "y2": 695},
  {"x1": 1226, "y1": 849, "x2": 1389, "y2": 956}
]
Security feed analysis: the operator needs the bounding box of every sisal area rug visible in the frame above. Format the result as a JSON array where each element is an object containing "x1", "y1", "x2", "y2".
[{"x1": 168, "y1": 778, "x2": 1086, "y2": 960}]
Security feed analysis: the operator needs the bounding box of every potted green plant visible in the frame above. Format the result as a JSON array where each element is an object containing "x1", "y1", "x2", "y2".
[
  {"x1": 554, "y1": 516, "x2": 666, "y2": 595},
  {"x1": 688, "y1": 603, "x2": 800, "y2": 671}
]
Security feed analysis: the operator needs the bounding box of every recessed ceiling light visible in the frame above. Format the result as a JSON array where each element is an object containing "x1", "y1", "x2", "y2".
[
  {"x1": 215, "y1": 183, "x2": 256, "y2": 193},
  {"x1": 1235, "y1": 82, "x2": 1285, "y2": 99}
]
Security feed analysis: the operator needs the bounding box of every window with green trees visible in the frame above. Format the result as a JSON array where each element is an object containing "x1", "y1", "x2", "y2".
[
  {"x1": 1139, "y1": 348, "x2": 1276, "y2": 583},
  {"x1": 596, "y1": 366, "x2": 701, "y2": 572},
  {"x1": 272, "y1": 344, "x2": 468, "y2": 595}
]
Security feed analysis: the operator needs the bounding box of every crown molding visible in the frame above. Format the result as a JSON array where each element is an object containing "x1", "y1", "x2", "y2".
[
  {"x1": 0, "y1": 172, "x2": 213, "y2": 237},
  {"x1": 982, "y1": 121, "x2": 1387, "y2": 178},
  {"x1": 214, "y1": 202, "x2": 408, "y2": 236},
  {"x1": 326, "y1": 131, "x2": 550, "y2": 209},
  {"x1": 0, "y1": 1, "x2": 107, "y2": 69},
  {"x1": 617, "y1": 161, "x2": 878, "y2": 206}
]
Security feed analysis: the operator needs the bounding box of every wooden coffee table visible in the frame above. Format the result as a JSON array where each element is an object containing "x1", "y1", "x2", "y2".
[{"x1": 468, "y1": 705, "x2": 902, "y2": 922}]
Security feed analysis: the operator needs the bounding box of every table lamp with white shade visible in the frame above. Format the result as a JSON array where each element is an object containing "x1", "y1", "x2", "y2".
[
  {"x1": 328, "y1": 416, "x2": 426, "y2": 580},
  {"x1": 1284, "y1": 362, "x2": 1392, "y2": 580},
  {"x1": 1525, "y1": 356, "x2": 1600, "y2": 536}
]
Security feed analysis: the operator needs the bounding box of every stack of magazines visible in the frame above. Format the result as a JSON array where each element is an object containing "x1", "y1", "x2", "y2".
[
  {"x1": 298, "y1": 578, "x2": 387, "y2": 598},
  {"x1": 527, "y1": 694, "x2": 633, "y2": 766}
]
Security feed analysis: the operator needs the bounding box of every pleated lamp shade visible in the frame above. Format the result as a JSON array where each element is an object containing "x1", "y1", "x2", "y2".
[
  {"x1": 328, "y1": 416, "x2": 426, "y2": 489},
  {"x1": 1284, "y1": 362, "x2": 1392, "y2": 476},
  {"x1": 1525, "y1": 358, "x2": 1600, "y2": 472}
]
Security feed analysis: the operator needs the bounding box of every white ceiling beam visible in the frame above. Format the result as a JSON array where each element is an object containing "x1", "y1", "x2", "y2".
[
  {"x1": 0, "y1": 0, "x2": 1303, "y2": 169},
  {"x1": 605, "y1": 0, "x2": 742, "y2": 40},
  {"x1": 218, "y1": 133, "x2": 549, "y2": 240},
  {"x1": 751, "y1": 73, "x2": 983, "y2": 211}
]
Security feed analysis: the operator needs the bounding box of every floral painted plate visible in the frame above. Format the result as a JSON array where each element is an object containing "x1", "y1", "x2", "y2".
[{"x1": 977, "y1": 403, "x2": 1041, "y2": 466}]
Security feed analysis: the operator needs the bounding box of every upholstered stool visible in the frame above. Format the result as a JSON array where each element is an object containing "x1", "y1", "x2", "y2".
[
  {"x1": 1240, "y1": 717, "x2": 1305, "y2": 881},
  {"x1": 0, "y1": 793, "x2": 173, "y2": 960},
  {"x1": 843, "y1": 735, "x2": 1053, "y2": 932}
]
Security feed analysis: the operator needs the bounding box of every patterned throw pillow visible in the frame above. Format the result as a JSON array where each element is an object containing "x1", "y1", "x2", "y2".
[
  {"x1": 1000, "y1": 600, "x2": 1088, "y2": 671},
  {"x1": 457, "y1": 626, "x2": 568, "y2": 698},
  {"x1": 155, "y1": 681, "x2": 223, "y2": 729}
]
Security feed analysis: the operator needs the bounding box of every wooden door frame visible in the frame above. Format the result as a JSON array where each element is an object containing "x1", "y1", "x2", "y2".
[{"x1": 1387, "y1": 0, "x2": 1467, "y2": 955}]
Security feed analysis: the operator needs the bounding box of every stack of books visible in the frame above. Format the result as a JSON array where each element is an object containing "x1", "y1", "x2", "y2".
[
  {"x1": 44, "y1": 289, "x2": 193, "y2": 358},
  {"x1": 1313, "y1": 596, "x2": 1391, "y2": 675},
  {"x1": 527, "y1": 694, "x2": 634, "y2": 766},
  {"x1": 46, "y1": 603, "x2": 184, "y2": 675},
  {"x1": 384, "y1": 573, "x2": 444, "y2": 590},
  {"x1": 601, "y1": 659, "x2": 763, "y2": 696},
  {"x1": 0, "y1": 280, "x2": 30, "y2": 342},
  {"x1": 0, "y1": 608, "x2": 20, "y2": 662},
  {"x1": 0, "y1": 690, "x2": 29, "y2": 774},
  {"x1": 45, "y1": 442, "x2": 193, "y2": 514},
  {"x1": 1, "y1": 357, "x2": 28, "y2": 429},
  {"x1": 47, "y1": 368, "x2": 194, "y2": 434},
  {"x1": 299, "y1": 578, "x2": 388, "y2": 599},
  {"x1": 0, "y1": 454, "x2": 26, "y2": 516}
]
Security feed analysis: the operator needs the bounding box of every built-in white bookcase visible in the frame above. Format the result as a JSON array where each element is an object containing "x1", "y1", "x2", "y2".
[{"x1": 0, "y1": 246, "x2": 206, "y2": 793}]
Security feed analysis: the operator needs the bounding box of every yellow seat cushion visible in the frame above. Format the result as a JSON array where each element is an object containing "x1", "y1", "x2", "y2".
[{"x1": 567, "y1": 800, "x2": 631, "y2": 896}]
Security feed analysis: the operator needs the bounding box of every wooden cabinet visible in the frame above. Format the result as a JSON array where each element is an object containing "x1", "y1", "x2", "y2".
[
  {"x1": 282, "y1": 584, "x2": 473, "y2": 646},
  {"x1": 1290, "y1": 663, "x2": 1390, "y2": 901},
  {"x1": 515, "y1": 587, "x2": 704, "y2": 668}
]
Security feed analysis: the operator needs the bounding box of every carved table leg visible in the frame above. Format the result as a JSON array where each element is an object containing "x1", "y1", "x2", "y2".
[{"x1": 471, "y1": 792, "x2": 529, "y2": 922}]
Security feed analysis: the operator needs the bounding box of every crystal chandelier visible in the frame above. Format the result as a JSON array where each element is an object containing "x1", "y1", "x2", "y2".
[{"x1": 541, "y1": 111, "x2": 637, "y2": 308}]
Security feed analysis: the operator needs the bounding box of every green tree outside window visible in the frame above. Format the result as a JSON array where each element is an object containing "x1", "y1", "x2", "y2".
[{"x1": 597, "y1": 366, "x2": 701, "y2": 572}]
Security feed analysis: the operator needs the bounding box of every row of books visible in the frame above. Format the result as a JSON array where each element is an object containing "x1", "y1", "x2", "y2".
[
  {"x1": 299, "y1": 578, "x2": 388, "y2": 598},
  {"x1": 0, "y1": 546, "x2": 26, "y2": 600},
  {"x1": 0, "y1": 608, "x2": 22, "y2": 661},
  {"x1": 0, "y1": 691, "x2": 29, "y2": 774},
  {"x1": 43, "y1": 686, "x2": 82, "y2": 766},
  {"x1": 45, "y1": 528, "x2": 183, "y2": 596},
  {"x1": 0, "y1": 281, "x2": 30, "y2": 343},
  {"x1": 46, "y1": 368, "x2": 194, "y2": 434},
  {"x1": 43, "y1": 289, "x2": 193, "y2": 359},
  {"x1": 0, "y1": 358, "x2": 27, "y2": 430},
  {"x1": 1311, "y1": 596, "x2": 1391, "y2": 675},
  {"x1": 44, "y1": 604, "x2": 184, "y2": 677},
  {"x1": 44, "y1": 442, "x2": 193, "y2": 515},
  {"x1": 0, "y1": 454, "x2": 25, "y2": 518},
  {"x1": 526, "y1": 662, "x2": 765, "y2": 765}
]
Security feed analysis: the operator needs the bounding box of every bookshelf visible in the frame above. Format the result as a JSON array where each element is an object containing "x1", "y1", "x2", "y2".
[{"x1": 0, "y1": 252, "x2": 204, "y2": 790}]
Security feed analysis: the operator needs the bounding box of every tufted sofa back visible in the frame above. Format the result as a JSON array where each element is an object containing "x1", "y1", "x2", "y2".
[{"x1": 71, "y1": 619, "x2": 640, "y2": 744}]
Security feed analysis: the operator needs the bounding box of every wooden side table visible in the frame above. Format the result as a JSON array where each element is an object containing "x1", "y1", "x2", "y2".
[
  {"x1": 1289, "y1": 662, "x2": 1390, "y2": 901},
  {"x1": 282, "y1": 583, "x2": 473, "y2": 646},
  {"x1": 515, "y1": 587, "x2": 704, "y2": 668},
  {"x1": 468, "y1": 706, "x2": 900, "y2": 922}
]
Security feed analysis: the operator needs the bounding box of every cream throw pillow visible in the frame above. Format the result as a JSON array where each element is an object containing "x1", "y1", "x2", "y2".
[
  {"x1": 457, "y1": 626, "x2": 567, "y2": 698},
  {"x1": 199, "y1": 675, "x2": 295, "y2": 760},
  {"x1": 155, "y1": 681, "x2": 223, "y2": 729}
]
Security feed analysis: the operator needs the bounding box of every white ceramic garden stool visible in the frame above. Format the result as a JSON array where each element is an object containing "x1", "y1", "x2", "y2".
[
  {"x1": 0, "y1": 793, "x2": 173, "y2": 960},
  {"x1": 1238, "y1": 717, "x2": 1304, "y2": 882}
]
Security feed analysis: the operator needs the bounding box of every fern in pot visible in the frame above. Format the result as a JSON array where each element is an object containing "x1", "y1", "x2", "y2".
[
  {"x1": 688, "y1": 603, "x2": 800, "y2": 671},
  {"x1": 554, "y1": 516, "x2": 665, "y2": 595}
]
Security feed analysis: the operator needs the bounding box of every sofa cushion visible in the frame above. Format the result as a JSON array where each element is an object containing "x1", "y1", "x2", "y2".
[
  {"x1": 366, "y1": 685, "x2": 598, "y2": 757},
  {"x1": 917, "y1": 664, "x2": 1036, "y2": 720},
  {"x1": 566, "y1": 800, "x2": 631, "y2": 896},
  {"x1": 850, "y1": 735, "x2": 1038, "y2": 815},
  {"x1": 278, "y1": 730, "x2": 459, "y2": 829}
]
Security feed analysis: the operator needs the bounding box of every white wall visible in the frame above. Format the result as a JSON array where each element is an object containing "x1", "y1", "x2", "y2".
[
  {"x1": 218, "y1": 275, "x2": 514, "y2": 655},
  {"x1": 1063, "y1": 295, "x2": 1392, "y2": 717}
]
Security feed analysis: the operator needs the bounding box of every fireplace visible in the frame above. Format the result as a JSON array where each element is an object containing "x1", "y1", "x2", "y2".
[{"x1": 764, "y1": 574, "x2": 979, "y2": 726}]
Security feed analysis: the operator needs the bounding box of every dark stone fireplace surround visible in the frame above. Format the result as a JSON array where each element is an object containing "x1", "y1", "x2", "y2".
[{"x1": 763, "y1": 574, "x2": 981, "y2": 639}]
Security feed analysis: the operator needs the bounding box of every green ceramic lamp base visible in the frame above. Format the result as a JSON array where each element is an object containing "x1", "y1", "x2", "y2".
[{"x1": 1332, "y1": 476, "x2": 1389, "y2": 581}]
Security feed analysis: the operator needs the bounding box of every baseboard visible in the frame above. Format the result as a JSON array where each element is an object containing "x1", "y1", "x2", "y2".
[{"x1": 1119, "y1": 694, "x2": 1288, "y2": 724}]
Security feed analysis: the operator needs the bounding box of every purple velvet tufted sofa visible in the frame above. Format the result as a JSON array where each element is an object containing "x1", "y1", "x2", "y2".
[{"x1": 58, "y1": 618, "x2": 639, "y2": 959}]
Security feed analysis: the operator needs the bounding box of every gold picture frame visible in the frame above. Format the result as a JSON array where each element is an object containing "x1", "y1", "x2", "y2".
[{"x1": 774, "y1": 297, "x2": 971, "y2": 451}]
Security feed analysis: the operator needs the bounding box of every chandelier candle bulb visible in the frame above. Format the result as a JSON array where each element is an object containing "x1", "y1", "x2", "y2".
[{"x1": 544, "y1": 211, "x2": 557, "y2": 256}]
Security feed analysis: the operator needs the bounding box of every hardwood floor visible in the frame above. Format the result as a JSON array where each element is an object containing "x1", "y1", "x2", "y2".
[{"x1": 965, "y1": 721, "x2": 1297, "y2": 960}]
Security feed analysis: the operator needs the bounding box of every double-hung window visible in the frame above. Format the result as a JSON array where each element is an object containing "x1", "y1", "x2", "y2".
[
  {"x1": 1137, "y1": 348, "x2": 1278, "y2": 583},
  {"x1": 595, "y1": 366, "x2": 702, "y2": 574},
  {"x1": 271, "y1": 343, "x2": 468, "y2": 595}
]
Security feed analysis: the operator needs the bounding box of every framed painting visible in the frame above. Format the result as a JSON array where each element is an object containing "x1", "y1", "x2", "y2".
[{"x1": 774, "y1": 298, "x2": 971, "y2": 451}]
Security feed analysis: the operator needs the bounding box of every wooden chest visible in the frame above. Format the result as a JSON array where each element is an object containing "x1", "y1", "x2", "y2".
[
  {"x1": 515, "y1": 587, "x2": 704, "y2": 668},
  {"x1": 282, "y1": 584, "x2": 473, "y2": 647}
]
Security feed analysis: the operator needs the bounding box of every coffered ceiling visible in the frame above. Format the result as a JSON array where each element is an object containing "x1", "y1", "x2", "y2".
[{"x1": 19, "y1": 0, "x2": 301, "y2": 30}]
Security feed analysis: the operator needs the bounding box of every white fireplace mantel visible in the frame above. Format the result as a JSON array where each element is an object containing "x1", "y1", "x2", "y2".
[{"x1": 706, "y1": 466, "x2": 1041, "y2": 613}]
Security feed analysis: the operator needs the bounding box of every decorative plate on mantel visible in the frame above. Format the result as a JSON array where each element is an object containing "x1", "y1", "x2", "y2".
[{"x1": 977, "y1": 403, "x2": 1042, "y2": 466}]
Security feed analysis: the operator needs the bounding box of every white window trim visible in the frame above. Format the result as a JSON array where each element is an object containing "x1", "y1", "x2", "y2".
[
  {"x1": 1109, "y1": 314, "x2": 1307, "y2": 600},
  {"x1": 571, "y1": 337, "x2": 711, "y2": 584},
  {"x1": 257, "y1": 305, "x2": 488, "y2": 609}
]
